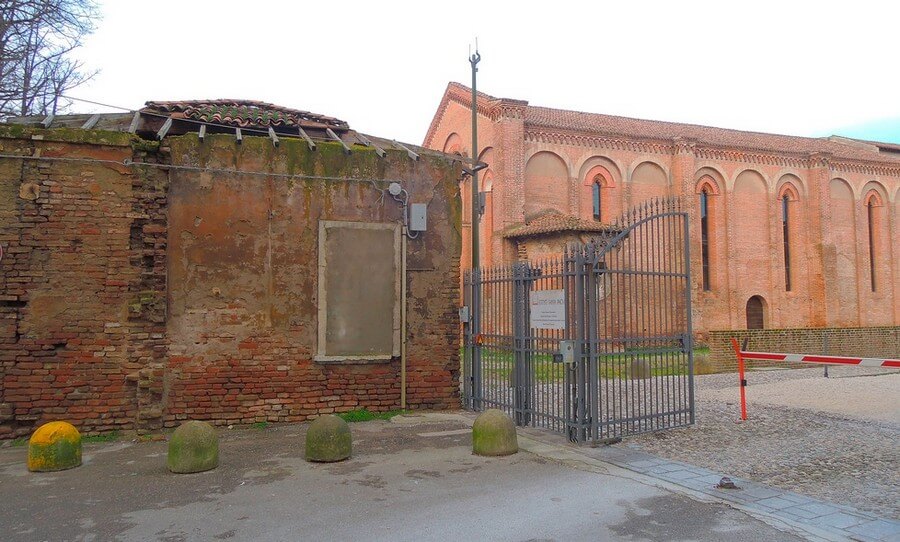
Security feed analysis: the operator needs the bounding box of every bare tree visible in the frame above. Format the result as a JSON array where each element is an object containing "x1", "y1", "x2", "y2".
[{"x1": 0, "y1": 0, "x2": 99, "y2": 118}]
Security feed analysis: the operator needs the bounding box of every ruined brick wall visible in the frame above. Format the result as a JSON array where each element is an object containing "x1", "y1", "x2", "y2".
[
  {"x1": 0, "y1": 127, "x2": 168, "y2": 438},
  {"x1": 707, "y1": 327, "x2": 900, "y2": 372},
  {"x1": 162, "y1": 134, "x2": 461, "y2": 427},
  {"x1": 0, "y1": 127, "x2": 462, "y2": 438}
]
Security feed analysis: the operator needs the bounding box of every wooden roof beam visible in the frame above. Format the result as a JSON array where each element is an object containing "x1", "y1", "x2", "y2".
[
  {"x1": 392, "y1": 140, "x2": 419, "y2": 161},
  {"x1": 128, "y1": 111, "x2": 141, "y2": 133},
  {"x1": 81, "y1": 114, "x2": 100, "y2": 129},
  {"x1": 298, "y1": 127, "x2": 316, "y2": 151},
  {"x1": 156, "y1": 117, "x2": 172, "y2": 140},
  {"x1": 356, "y1": 133, "x2": 386, "y2": 158},
  {"x1": 326, "y1": 127, "x2": 351, "y2": 154}
]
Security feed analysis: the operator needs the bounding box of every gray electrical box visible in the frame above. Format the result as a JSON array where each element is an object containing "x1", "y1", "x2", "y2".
[
  {"x1": 558, "y1": 340, "x2": 575, "y2": 364},
  {"x1": 410, "y1": 203, "x2": 427, "y2": 231},
  {"x1": 459, "y1": 305, "x2": 469, "y2": 323}
]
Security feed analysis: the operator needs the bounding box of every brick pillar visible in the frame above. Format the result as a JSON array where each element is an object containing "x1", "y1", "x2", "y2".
[
  {"x1": 495, "y1": 99, "x2": 527, "y2": 264},
  {"x1": 671, "y1": 139, "x2": 703, "y2": 331},
  {"x1": 806, "y1": 153, "x2": 831, "y2": 327}
]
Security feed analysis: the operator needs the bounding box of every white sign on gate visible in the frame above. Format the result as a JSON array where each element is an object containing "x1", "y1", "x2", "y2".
[{"x1": 530, "y1": 289, "x2": 566, "y2": 330}]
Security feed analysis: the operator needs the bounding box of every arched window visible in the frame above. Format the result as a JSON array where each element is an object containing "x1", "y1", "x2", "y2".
[
  {"x1": 866, "y1": 194, "x2": 879, "y2": 292},
  {"x1": 592, "y1": 176, "x2": 602, "y2": 221},
  {"x1": 782, "y1": 194, "x2": 791, "y2": 291},
  {"x1": 777, "y1": 182, "x2": 800, "y2": 292},
  {"x1": 746, "y1": 296, "x2": 765, "y2": 329},
  {"x1": 700, "y1": 189, "x2": 712, "y2": 291},
  {"x1": 583, "y1": 165, "x2": 615, "y2": 222},
  {"x1": 695, "y1": 175, "x2": 720, "y2": 292}
]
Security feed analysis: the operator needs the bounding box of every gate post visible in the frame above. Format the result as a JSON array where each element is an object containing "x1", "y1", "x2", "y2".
[
  {"x1": 572, "y1": 246, "x2": 588, "y2": 442},
  {"x1": 585, "y1": 244, "x2": 600, "y2": 444},
  {"x1": 471, "y1": 268, "x2": 483, "y2": 411},
  {"x1": 512, "y1": 262, "x2": 531, "y2": 426},
  {"x1": 462, "y1": 270, "x2": 474, "y2": 410}
]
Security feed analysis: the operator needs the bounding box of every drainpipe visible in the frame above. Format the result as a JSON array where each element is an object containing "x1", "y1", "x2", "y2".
[{"x1": 401, "y1": 233, "x2": 408, "y2": 410}]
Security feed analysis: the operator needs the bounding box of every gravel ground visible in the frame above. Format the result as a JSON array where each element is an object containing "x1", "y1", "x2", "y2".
[{"x1": 627, "y1": 366, "x2": 900, "y2": 520}]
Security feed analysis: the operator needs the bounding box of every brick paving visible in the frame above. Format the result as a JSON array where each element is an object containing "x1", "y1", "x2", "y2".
[{"x1": 626, "y1": 367, "x2": 899, "y2": 521}]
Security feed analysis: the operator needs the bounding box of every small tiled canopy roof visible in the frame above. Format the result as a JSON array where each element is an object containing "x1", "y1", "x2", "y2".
[
  {"x1": 503, "y1": 213, "x2": 619, "y2": 239},
  {"x1": 142, "y1": 99, "x2": 349, "y2": 132}
]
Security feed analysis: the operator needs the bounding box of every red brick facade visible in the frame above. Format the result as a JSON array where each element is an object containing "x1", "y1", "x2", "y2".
[
  {"x1": 0, "y1": 125, "x2": 462, "y2": 438},
  {"x1": 424, "y1": 83, "x2": 900, "y2": 336}
]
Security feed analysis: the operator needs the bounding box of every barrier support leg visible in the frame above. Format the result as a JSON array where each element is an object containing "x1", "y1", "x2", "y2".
[{"x1": 730, "y1": 338, "x2": 748, "y2": 421}]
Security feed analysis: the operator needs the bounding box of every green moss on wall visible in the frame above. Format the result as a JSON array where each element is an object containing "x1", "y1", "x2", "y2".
[{"x1": 0, "y1": 124, "x2": 135, "y2": 147}]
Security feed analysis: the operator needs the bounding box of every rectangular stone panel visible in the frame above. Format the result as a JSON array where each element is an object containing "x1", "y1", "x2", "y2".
[{"x1": 318, "y1": 221, "x2": 400, "y2": 359}]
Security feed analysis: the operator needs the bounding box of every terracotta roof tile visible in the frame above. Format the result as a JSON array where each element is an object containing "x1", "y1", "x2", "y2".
[
  {"x1": 503, "y1": 213, "x2": 619, "y2": 239},
  {"x1": 444, "y1": 83, "x2": 900, "y2": 165},
  {"x1": 142, "y1": 99, "x2": 349, "y2": 131}
]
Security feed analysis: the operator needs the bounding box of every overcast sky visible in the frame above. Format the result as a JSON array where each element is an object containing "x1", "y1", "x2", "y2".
[{"x1": 71, "y1": 1, "x2": 900, "y2": 145}]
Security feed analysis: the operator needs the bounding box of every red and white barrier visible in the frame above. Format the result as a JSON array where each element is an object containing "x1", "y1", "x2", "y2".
[
  {"x1": 738, "y1": 351, "x2": 900, "y2": 369},
  {"x1": 729, "y1": 338, "x2": 899, "y2": 421}
]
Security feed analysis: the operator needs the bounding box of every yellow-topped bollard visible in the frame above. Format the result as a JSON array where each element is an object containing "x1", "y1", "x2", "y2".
[{"x1": 28, "y1": 421, "x2": 82, "y2": 472}]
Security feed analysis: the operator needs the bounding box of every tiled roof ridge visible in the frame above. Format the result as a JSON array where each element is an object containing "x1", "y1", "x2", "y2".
[
  {"x1": 445, "y1": 83, "x2": 899, "y2": 165},
  {"x1": 524, "y1": 104, "x2": 834, "y2": 147},
  {"x1": 503, "y1": 212, "x2": 618, "y2": 239},
  {"x1": 142, "y1": 99, "x2": 349, "y2": 130}
]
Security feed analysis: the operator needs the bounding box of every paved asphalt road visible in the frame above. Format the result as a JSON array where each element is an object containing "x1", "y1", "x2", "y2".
[{"x1": 0, "y1": 416, "x2": 803, "y2": 542}]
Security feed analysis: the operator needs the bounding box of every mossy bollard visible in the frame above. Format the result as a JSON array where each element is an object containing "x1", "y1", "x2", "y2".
[
  {"x1": 305, "y1": 415, "x2": 351, "y2": 462},
  {"x1": 472, "y1": 409, "x2": 518, "y2": 456},
  {"x1": 168, "y1": 421, "x2": 218, "y2": 474},
  {"x1": 28, "y1": 421, "x2": 82, "y2": 472},
  {"x1": 629, "y1": 359, "x2": 652, "y2": 380}
]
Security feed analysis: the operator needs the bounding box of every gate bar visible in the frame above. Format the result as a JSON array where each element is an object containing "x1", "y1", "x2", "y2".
[
  {"x1": 730, "y1": 338, "x2": 748, "y2": 421},
  {"x1": 731, "y1": 337, "x2": 899, "y2": 421}
]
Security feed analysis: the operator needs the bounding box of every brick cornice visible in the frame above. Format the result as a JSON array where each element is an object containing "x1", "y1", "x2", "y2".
[
  {"x1": 693, "y1": 146, "x2": 810, "y2": 169},
  {"x1": 524, "y1": 127, "x2": 675, "y2": 155},
  {"x1": 830, "y1": 159, "x2": 900, "y2": 177}
]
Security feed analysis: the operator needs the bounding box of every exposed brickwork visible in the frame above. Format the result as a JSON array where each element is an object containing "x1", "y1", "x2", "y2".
[
  {"x1": 424, "y1": 83, "x2": 900, "y2": 335},
  {"x1": 707, "y1": 327, "x2": 900, "y2": 372},
  {"x1": 0, "y1": 128, "x2": 168, "y2": 438},
  {"x1": 0, "y1": 126, "x2": 462, "y2": 438}
]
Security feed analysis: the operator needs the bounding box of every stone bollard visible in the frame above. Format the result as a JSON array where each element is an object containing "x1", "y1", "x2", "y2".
[
  {"x1": 28, "y1": 421, "x2": 82, "y2": 472},
  {"x1": 629, "y1": 359, "x2": 652, "y2": 380},
  {"x1": 305, "y1": 415, "x2": 352, "y2": 462},
  {"x1": 168, "y1": 421, "x2": 219, "y2": 474},
  {"x1": 472, "y1": 409, "x2": 518, "y2": 456}
]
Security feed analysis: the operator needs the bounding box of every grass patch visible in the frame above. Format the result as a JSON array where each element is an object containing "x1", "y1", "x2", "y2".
[
  {"x1": 251, "y1": 421, "x2": 269, "y2": 430},
  {"x1": 7, "y1": 437, "x2": 27, "y2": 447},
  {"x1": 83, "y1": 431, "x2": 120, "y2": 443},
  {"x1": 477, "y1": 346, "x2": 690, "y2": 382},
  {"x1": 338, "y1": 409, "x2": 405, "y2": 423}
]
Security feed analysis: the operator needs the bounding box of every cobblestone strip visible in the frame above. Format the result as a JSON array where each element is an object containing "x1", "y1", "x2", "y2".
[
  {"x1": 516, "y1": 427, "x2": 900, "y2": 542},
  {"x1": 629, "y1": 368, "x2": 899, "y2": 518}
]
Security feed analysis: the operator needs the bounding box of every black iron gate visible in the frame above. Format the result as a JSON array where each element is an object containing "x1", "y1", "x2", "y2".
[{"x1": 462, "y1": 198, "x2": 694, "y2": 443}]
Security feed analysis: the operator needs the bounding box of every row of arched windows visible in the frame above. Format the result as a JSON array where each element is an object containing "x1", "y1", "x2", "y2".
[
  {"x1": 697, "y1": 182, "x2": 800, "y2": 293},
  {"x1": 698, "y1": 181, "x2": 887, "y2": 295}
]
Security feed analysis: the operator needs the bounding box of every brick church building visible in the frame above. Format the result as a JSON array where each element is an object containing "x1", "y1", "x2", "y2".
[{"x1": 424, "y1": 83, "x2": 900, "y2": 335}]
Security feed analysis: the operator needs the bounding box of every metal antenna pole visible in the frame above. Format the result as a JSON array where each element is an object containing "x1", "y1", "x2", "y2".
[
  {"x1": 470, "y1": 48, "x2": 481, "y2": 271},
  {"x1": 469, "y1": 46, "x2": 483, "y2": 409}
]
